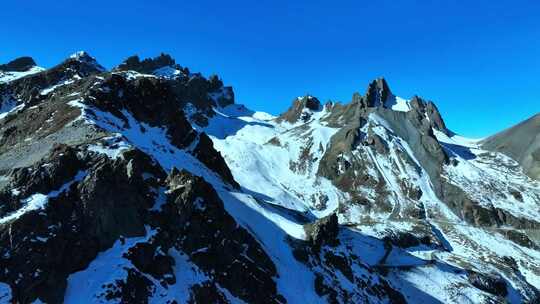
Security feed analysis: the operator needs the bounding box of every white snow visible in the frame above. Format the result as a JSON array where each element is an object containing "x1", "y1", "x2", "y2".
[
  {"x1": 153, "y1": 66, "x2": 182, "y2": 78},
  {"x1": 0, "y1": 282, "x2": 11, "y2": 304},
  {"x1": 206, "y1": 103, "x2": 345, "y2": 218},
  {"x1": 147, "y1": 249, "x2": 209, "y2": 303},
  {"x1": 433, "y1": 128, "x2": 540, "y2": 221},
  {"x1": 87, "y1": 135, "x2": 131, "y2": 159},
  {"x1": 385, "y1": 95, "x2": 411, "y2": 112},
  {"x1": 64, "y1": 227, "x2": 157, "y2": 303},
  {"x1": 433, "y1": 129, "x2": 483, "y2": 148},
  {"x1": 0, "y1": 66, "x2": 44, "y2": 84},
  {"x1": 69, "y1": 51, "x2": 88, "y2": 60},
  {"x1": 68, "y1": 51, "x2": 106, "y2": 72},
  {"x1": 40, "y1": 79, "x2": 75, "y2": 95}
]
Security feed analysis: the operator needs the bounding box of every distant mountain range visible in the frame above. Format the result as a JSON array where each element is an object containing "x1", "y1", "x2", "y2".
[{"x1": 0, "y1": 52, "x2": 539, "y2": 304}]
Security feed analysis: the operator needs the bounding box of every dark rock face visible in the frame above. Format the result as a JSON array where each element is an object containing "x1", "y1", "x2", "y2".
[
  {"x1": 364, "y1": 131, "x2": 389, "y2": 154},
  {"x1": 115, "y1": 53, "x2": 188, "y2": 75},
  {"x1": 188, "y1": 282, "x2": 229, "y2": 304},
  {"x1": 317, "y1": 113, "x2": 372, "y2": 197},
  {"x1": 408, "y1": 96, "x2": 448, "y2": 134},
  {"x1": 102, "y1": 268, "x2": 154, "y2": 304},
  {"x1": 3, "y1": 144, "x2": 83, "y2": 208},
  {"x1": 382, "y1": 231, "x2": 434, "y2": 249},
  {"x1": 0, "y1": 138, "x2": 249, "y2": 303},
  {"x1": 0, "y1": 147, "x2": 165, "y2": 303},
  {"x1": 114, "y1": 54, "x2": 235, "y2": 118},
  {"x1": 304, "y1": 213, "x2": 340, "y2": 249},
  {"x1": 80, "y1": 72, "x2": 237, "y2": 186},
  {"x1": 157, "y1": 168, "x2": 284, "y2": 304},
  {"x1": 467, "y1": 271, "x2": 508, "y2": 297},
  {"x1": 84, "y1": 73, "x2": 198, "y2": 149},
  {"x1": 0, "y1": 57, "x2": 36, "y2": 72},
  {"x1": 425, "y1": 101, "x2": 447, "y2": 132},
  {"x1": 124, "y1": 242, "x2": 175, "y2": 283},
  {"x1": 192, "y1": 133, "x2": 239, "y2": 188},
  {"x1": 363, "y1": 78, "x2": 392, "y2": 108}
]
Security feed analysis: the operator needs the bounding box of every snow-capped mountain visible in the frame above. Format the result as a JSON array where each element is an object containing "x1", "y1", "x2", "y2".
[{"x1": 0, "y1": 52, "x2": 539, "y2": 304}]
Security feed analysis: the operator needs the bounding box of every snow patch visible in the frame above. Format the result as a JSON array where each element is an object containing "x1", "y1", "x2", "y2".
[
  {"x1": 0, "y1": 66, "x2": 44, "y2": 84},
  {"x1": 153, "y1": 66, "x2": 183, "y2": 79},
  {"x1": 64, "y1": 227, "x2": 157, "y2": 303}
]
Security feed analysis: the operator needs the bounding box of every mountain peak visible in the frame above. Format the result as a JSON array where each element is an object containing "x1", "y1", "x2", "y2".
[
  {"x1": 0, "y1": 56, "x2": 37, "y2": 72},
  {"x1": 277, "y1": 95, "x2": 322, "y2": 123},
  {"x1": 69, "y1": 51, "x2": 91, "y2": 60},
  {"x1": 65, "y1": 51, "x2": 106, "y2": 72},
  {"x1": 114, "y1": 53, "x2": 186, "y2": 76},
  {"x1": 364, "y1": 77, "x2": 392, "y2": 107}
]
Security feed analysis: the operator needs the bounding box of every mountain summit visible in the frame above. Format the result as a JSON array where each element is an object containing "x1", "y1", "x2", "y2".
[
  {"x1": 0, "y1": 53, "x2": 539, "y2": 304},
  {"x1": 0, "y1": 57, "x2": 37, "y2": 72}
]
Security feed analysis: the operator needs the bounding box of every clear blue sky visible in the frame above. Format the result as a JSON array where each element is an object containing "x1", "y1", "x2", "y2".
[{"x1": 1, "y1": 0, "x2": 539, "y2": 137}]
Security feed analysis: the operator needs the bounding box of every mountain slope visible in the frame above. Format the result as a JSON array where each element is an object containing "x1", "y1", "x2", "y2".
[
  {"x1": 482, "y1": 113, "x2": 540, "y2": 180},
  {"x1": 0, "y1": 53, "x2": 539, "y2": 304}
]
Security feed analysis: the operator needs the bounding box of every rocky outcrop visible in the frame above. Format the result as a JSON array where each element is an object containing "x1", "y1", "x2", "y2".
[
  {"x1": 466, "y1": 271, "x2": 508, "y2": 298},
  {"x1": 0, "y1": 57, "x2": 36, "y2": 72},
  {"x1": 363, "y1": 78, "x2": 392, "y2": 108},
  {"x1": 304, "y1": 213, "x2": 340, "y2": 249},
  {"x1": 408, "y1": 95, "x2": 448, "y2": 134},
  {"x1": 382, "y1": 231, "x2": 436, "y2": 249},
  {"x1": 277, "y1": 95, "x2": 322, "y2": 123},
  {"x1": 114, "y1": 53, "x2": 186, "y2": 75},
  {"x1": 114, "y1": 54, "x2": 235, "y2": 117},
  {"x1": 84, "y1": 73, "x2": 198, "y2": 149}
]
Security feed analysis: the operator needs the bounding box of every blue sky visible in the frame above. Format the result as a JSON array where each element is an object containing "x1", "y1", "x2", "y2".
[{"x1": 1, "y1": 0, "x2": 539, "y2": 137}]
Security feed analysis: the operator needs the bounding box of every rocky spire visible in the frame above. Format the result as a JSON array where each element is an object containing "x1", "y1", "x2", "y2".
[
  {"x1": 0, "y1": 56, "x2": 37, "y2": 72},
  {"x1": 364, "y1": 77, "x2": 392, "y2": 108},
  {"x1": 409, "y1": 95, "x2": 448, "y2": 134}
]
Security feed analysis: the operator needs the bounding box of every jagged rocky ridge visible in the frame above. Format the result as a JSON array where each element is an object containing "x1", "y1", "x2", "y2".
[{"x1": 0, "y1": 53, "x2": 539, "y2": 304}]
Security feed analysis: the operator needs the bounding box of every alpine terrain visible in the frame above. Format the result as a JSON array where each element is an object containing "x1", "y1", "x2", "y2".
[{"x1": 0, "y1": 52, "x2": 539, "y2": 304}]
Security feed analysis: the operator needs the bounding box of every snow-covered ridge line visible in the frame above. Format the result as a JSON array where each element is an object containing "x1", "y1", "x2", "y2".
[{"x1": 0, "y1": 66, "x2": 44, "y2": 84}]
